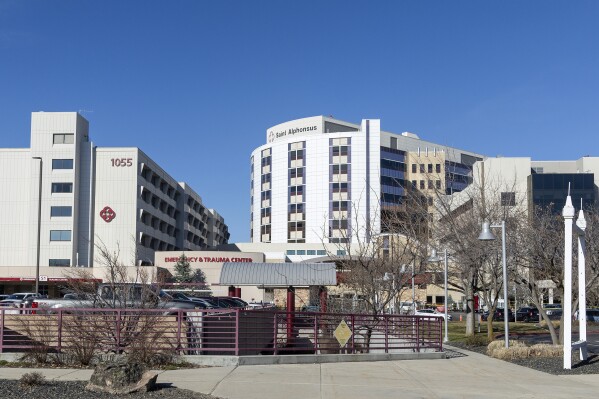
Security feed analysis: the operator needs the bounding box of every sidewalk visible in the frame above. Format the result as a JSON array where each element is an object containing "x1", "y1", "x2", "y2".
[{"x1": 2, "y1": 347, "x2": 599, "y2": 398}]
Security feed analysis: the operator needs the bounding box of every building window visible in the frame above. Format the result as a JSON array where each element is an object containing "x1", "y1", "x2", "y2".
[
  {"x1": 419, "y1": 164, "x2": 425, "y2": 173},
  {"x1": 436, "y1": 180, "x2": 441, "y2": 189},
  {"x1": 436, "y1": 164, "x2": 441, "y2": 173},
  {"x1": 411, "y1": 180, "x2": 417, "y2": 189},
  {"x1": 501, "y1": 192, "x2": 516, "y2": 206},
  {"x1": 51, "y1": 182, "x2": 73, "y2": 193},
  {"x1": 286, "y1": 250, "x2": 296, "y2": 255},
  {"x1": 49, "y1": 259, "x2": 70, "y2": 266},
  {"x1": 420, "y1": 180, "x2": 425, "y2": 190},
  {"x1": 412, "y1": 164, "x2": 417, "y2": 173},
  {"x1": 337, "y1": 250, "x2": 346, "y2": 256},
  {"x1": 53, "y1": 133, "x2": 74, "y2": 144},
  {"x1": 428, "y1": 164, "x2": 433, "y2": 173},
  {"x1": 50, "y1": 206, "x2": 72, "y2": 217},
  {"x1": 52, "y1": 159, "x2": 74, "y2": 170},
  {"x1": 317, "y1": 250, "x2": 326, "y2": 255},
  {"x1": 50, "y1": 230, "x2": 71, "y2": 241},
  {"x1": 297, "y1": 250, "x2": 306, "y2": 255},
  {"x1": 428, "y1": 180, "x2": 433, "y2": 189},
  {"x1": 307, "y1": 250, "x2": 316, "y2": 255}
]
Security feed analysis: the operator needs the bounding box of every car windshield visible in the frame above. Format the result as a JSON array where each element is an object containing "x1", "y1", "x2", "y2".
[{"x1": 7, "y1": 294, "x2": 25, "y2": 300}]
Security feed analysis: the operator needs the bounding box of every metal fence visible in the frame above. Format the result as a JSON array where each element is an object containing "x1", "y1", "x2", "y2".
[{"x1": 0, "y1": 308, "x2": 443, "y2": 356}]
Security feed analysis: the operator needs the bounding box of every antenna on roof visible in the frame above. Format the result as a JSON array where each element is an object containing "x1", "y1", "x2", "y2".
[{"x1": 568, "y1": 182, "x2": 571, "y2": 196}]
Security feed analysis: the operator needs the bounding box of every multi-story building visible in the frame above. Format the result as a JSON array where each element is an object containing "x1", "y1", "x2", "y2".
[
  {"x1": 0, "y1": 112, "x2": 229, "y2": 271},
  {"x1": 447, "y1": 156, "x2": 598, "y2": 217},
  {"x1": 249, "y1": 116, "x2": 484, "y2": 244}
]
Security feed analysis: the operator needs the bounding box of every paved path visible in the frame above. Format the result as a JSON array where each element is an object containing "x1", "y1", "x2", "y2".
[{"x1": 2, "y1": 348, "x2": 598, "y2": 398}]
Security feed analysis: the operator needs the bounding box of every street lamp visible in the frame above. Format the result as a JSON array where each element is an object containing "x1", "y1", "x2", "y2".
[
  {"x1": 479, "y1": 221, "x2": 509, "y2": 348},
  {"x1": 427, "y1": 248, "x2": 449, "y2": 343}
]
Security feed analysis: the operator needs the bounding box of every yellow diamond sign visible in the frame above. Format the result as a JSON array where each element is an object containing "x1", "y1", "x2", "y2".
[{"x1": 333, "y1": 319, "x2": 353, "y2": 347}]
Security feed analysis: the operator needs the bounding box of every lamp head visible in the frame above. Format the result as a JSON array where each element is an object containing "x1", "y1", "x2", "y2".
[
  {"x1": 427, "y1": 249, "x2": 442, "y2": 263},
  {"x1": 478, "y1": 221, "x2": 497, "y2": 241}
]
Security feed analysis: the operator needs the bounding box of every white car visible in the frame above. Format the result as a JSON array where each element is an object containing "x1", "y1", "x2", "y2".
[
  {"x1": 0, "y1": 292, "x2": 42, "y2": 307},
  {"x1": 414, "y1": 308, "x2": 453, "y2": 321}
]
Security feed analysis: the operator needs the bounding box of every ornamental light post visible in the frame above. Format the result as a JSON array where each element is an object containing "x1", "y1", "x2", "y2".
[
  {"x1": 427, "y1": 248, "x2": 449, "y2": 343},
  {"x1": 479, "y1": 220, "x2": 509, "y2": 348}
]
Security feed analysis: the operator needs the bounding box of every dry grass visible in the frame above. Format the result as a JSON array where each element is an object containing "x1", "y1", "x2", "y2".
[
  {"x1": 539, "y1": 320, "x2": 560, "y2": 329},
  {"x1": 487, "y1": 340, "x2": 562, "y2": 359}
]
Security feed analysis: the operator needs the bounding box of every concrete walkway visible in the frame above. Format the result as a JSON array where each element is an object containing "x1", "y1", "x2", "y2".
[{"x1": 2, "y1": 347, "x2": 599, "y2": 398}]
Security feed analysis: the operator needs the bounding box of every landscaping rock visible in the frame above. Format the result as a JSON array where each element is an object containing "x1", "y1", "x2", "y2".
[{"x1": 86, "y1": 358, "x2": 159, "y2": 394}]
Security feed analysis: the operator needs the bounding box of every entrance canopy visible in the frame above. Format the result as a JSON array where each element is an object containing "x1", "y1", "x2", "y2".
[{"x1": 219, "y1": 262, "x2": 337, "y2": 287}]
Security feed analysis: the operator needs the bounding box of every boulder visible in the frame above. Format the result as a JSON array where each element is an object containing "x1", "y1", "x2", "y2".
[{"x1": 86, "y1": 358, "x2": 159, "y2": 394}]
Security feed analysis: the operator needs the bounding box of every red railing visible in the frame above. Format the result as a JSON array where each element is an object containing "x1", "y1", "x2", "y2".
[{"x1": 0, "y1": 308, "x2": 443, "y2": 355}]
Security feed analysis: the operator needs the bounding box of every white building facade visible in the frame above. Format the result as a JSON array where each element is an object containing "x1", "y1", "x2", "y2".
[
  {"x1": 0, "y1": 112, "x2": 229, "y2": 271},
  {"x1": 250, "y1": 116, "x2": 484, "y2": 245}
]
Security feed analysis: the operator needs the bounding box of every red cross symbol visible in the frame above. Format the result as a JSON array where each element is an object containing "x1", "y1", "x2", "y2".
[{"x1": 100, "y1": 206, "x2": 116, "y2": 223}]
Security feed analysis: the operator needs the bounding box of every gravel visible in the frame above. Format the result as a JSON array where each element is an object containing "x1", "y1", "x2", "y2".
[
  {"x1": 0, "y1": 380, "x2": 223, "y2": 399},
  {"x1": 448, "y1": 341, "x2": 599, "y2": 375}
]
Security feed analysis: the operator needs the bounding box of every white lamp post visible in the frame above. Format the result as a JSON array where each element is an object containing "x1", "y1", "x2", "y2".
[
  {"x1": 479, "y1": 220, "x2": 509, "y2": 348},
  {"x1": 427, "y1": 248, "x2": 449, "y2": 343}
]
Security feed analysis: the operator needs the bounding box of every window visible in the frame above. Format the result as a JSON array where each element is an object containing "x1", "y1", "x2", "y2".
[
  {"x1": 332, "y1": 164, "x2": 348, "y2": 174},
  {"x1": 331, "y1": 201, "x2": 349, "y2": 211},
  {"x1": 297, "y1": 250, "x2": 306, "y2": 255},
  {"x1": 50, "y1": 230, "x2": 71, "y2": 241},
  {"x1": 420, "y1": 180, "x2": 425, "y2": 189},
  {"x1": 51, "y1": 182, "x2": 73, "y2": 193},
  {"x1": 317, "y1": 250, "x2": 326, "y2": 255},
  {"x1": 428, "y1": 180, "x2": 433, "y2": 189},
  {"x1": 53, "y1": 133, "x2": 74, "y2": 144},
  {"x1": 49, "y1": 259, "x2": 70, "y2": 266},
  {"x1": 307, "y1": 250, "x2": 316, "y2": 255},
  {"x1": 501, "y1": 192, "x2": 516, "y2": 206},
  {"x1": 337, "y1": 250, "x2": 346, "y2": 256},
  {"x1": 412, "y1": 164, "x2": 417, "y2": 173},
  {"x1": 436, "y1": 164, "x2": 441, "y2": 173},
  {"x1": 286, "y1": 250, "x2": 296, "y2": 255},
  {"x1": 411, "y1": 180, "x2": 417, "y2": 189},
  {"x1": 435, "y1": 180, "x2": 441, "y2": 189},
  {"x1": 51, "y1": 206, "x2": 72, "y2": 217},
  {"x1": 52, "y1": 159, "x2": 74, "y2": 170},
  {"x1": 419, "y1": 164, "x2": 425, "y2": 173},
  {"x1": 428, "y1": 164, "x2": 433, "y2": 173}
]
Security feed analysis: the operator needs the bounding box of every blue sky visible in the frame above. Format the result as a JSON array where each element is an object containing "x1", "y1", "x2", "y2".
[{"x1": 1, "y1": 1, "x2": 598, "y2": 242}]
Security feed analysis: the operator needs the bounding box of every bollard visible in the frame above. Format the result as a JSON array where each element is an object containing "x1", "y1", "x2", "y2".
[{"x1": 459, "y1": 314, "x2": 463, "y2": 321}]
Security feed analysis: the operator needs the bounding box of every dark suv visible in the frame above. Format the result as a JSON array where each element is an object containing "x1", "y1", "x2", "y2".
[
  {"x1": 516, "y1": 307, "x2": 539, "y2": 322},
  {"x1": 481, "y1": 308, "x2": 514, "y2": 322}
]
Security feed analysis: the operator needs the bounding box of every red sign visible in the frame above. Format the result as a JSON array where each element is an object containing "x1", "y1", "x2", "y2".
[
  {"x1": 100, "y1": 206, "x2": 116, "y2": 223},
  {"x1": 164, "y1": 256, "x2": 254, "y2": 263}
]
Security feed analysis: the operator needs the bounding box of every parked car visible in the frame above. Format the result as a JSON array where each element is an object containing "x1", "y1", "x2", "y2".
[
  {"x1": 481, "y1": 308, "x2": 514, "y2": 322},
  {"x1": 516, "y1": 307, "x2": 539, "y2": 322},
  {"x1": 575, "y1": 309, "x2": 599, "y2": 322},
  {"x1": 169, "y1": 292, "x2": 217, "y2": 309},
  {"x1": 0, "y1": 292, "x2": 43, "y2": 307},
  {"x1": 0, "y1": 295, "x2": 8, "y2": 301},
  {"x1": 415, "y1": 308, "x2": 452, "y2": 321}
]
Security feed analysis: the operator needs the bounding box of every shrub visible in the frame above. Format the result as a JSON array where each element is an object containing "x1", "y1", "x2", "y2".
[
  {"x1": 487, "y1": 340, "x2": 562, "y2": 359},
  {"x1": 463, "y1": 334, "x2": 489, "y2": 347},
  {"x1": 19, "y1": 371, "x2": 46, "y2": 387},
  {"x1": 529, "y1": 344, "x2": 562, "y2": 357}
]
